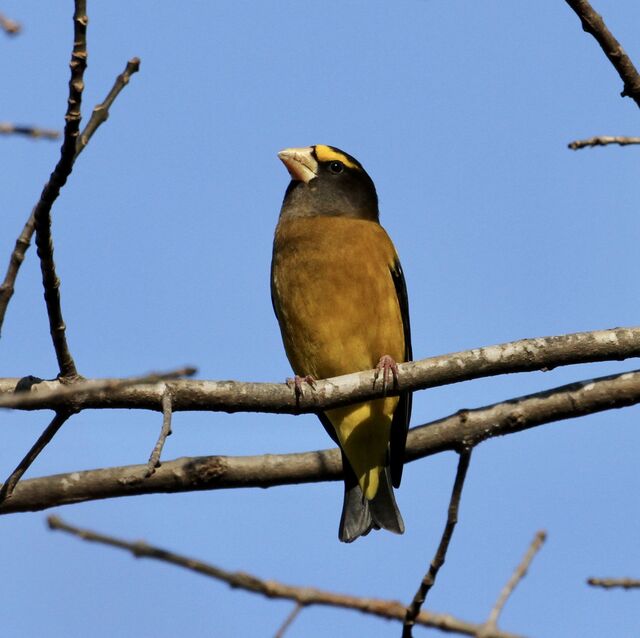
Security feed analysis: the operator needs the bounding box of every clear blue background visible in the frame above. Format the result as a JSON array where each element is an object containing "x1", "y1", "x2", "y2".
[{"x1": 1, "y1": 1, "x2": 639, "y2": 636}]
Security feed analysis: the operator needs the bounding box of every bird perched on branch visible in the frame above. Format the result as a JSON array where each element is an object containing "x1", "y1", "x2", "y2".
[{"x1": 271, "y1": 144, "x2": 412, "y2": 542}]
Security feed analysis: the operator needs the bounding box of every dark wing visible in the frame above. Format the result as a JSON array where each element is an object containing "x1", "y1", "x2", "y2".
[
  {"x1": 270, "y1": 256, "x2": 280, "y2": 320},
  {"x1": 389, "y1": 257, "x2": 412, "y2": 488}
]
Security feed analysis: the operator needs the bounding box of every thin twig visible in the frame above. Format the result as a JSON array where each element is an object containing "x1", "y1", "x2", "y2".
[
  {"x1": 564, "y1": 0, "x2": 640, "y2": 108},
  {"x1": 146, "y1": 391, "x2": 173, "y2": 475},
  {"x1": 273, "y1": 604, "x2": 304, "y2": 638},
  {"x1": 1, "y1": 327, "x2": 640, "y2": 413},
  {"x1": 587, "y1": 578, "x2": 640, "y2": 589},
  {"x1": 121, "y1": 390, "x2": 175, "y2": 484},
  {"x1": 0, "y1": 366, "x2": 196, "y2": 409},
  {"x1": 0, "y1": 54, "x2": 140, "y2": 338},
  {"x1": 47, "y1": 515, "x2": 521, "y2": 638},
  {"x1": 0, "y1": 215, "x2": 36, "y2": 337},
  {"x1": 0, "y1": 411, "x2": 72, "y2": 503},
  {"x1": 568, "y1": 135, "x2": 640, "y2": 150},
  {"x1": 0, "y1": 12, "x2": 20, "y2": 35},
  {"x1": 76, "y1": 57, "x2": 140, "y2": 155},
  {"x1": 402, "y1": 448, "x2": 472, "y2": 637},
  {"x1": 32, "y1": 0, "x2": 88, "y2": 379},
  {"x1": 2, "y1": 368, "x2": 639, "y2": 515},
  {"x1": 0, "y1": 123, "x2": 59, "y2": 140},
  {"x1": 481, "y1": 531, "x2": 547, "y2": 635}
]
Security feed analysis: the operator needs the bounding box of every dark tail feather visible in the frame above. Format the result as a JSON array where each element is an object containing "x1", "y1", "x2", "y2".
[
  {"x1": 338, "y1": 450, "x2": 375, "y2": 542},
  {"x1": 369, "y1": 466, "x2": 404, "y2": 535},
  {"x1": 338, "y1": 454, "x2": 404, "y2": 543}
]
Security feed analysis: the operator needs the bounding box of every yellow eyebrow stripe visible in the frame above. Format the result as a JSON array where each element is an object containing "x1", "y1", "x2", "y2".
[{"x1": 314, "y1": 145, "x2": 359, "y2": 170}]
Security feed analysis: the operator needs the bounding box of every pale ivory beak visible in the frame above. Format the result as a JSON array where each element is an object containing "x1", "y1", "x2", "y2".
[{"x1": 277, "y1": 147, "x2": 318, "y2": 184}]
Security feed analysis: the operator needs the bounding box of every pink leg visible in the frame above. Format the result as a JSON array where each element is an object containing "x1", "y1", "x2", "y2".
[
  {"x1": 374, "y1": 354, "x2": 399, "y2": 392},
  {"x1": 286, "y1": 374, "x2": 316, "y2": 400}
]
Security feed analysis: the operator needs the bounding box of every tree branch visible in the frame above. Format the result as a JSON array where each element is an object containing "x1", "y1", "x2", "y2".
[
  {"x1": 0, "y1": 123, "x2": 59, "y2": 140},
  {"x1": 1, "y1": 327, "x2": 639, "y2": 413},
  {"x1": 273, "y1": 604, "x2": 303, "y2": 638},
  {"x1": 568, "y1": 135, "x2": 640, "y2": 150},
  {"x1": 0, "y1": 367, "x2": 194, "y2": 503},
  {"x1": 0, "y1": 365, "x2": 196, "y2": 409},
  {"x1": 564, "y1": 0, "x2": 640, "y2": 108},
  {"x1": 0, "y1": 411, "x2": 73, "y2": 503},
  {"x1": 0, "y1": 12, "x2": 20, "y2": 35},
  {"x1": 587, "y1": 577, "x2": 640, "y2": 589},
  {"x1": 0, "y1": 57, "x2": 140, "y2": 338},
  {"x1": 481, "y1": 531, "x2": 547, "y2": 636},
  {"x1": 123, "y1": 389, "x2": 175, "y2": 483},
  {"x1": 402, "y1": 449, "x2": 472, "y2": 637},
  {"x1": 0, "y1": 0, "x2": 89, "y2": 507},
  {"x1": 76, "y1": 57, "x2": 140, "y2": 154},
  {"x1": 3, "y1": 368, "x2": 639, "y2": 515},
  {"x1": 0, "y1": 214, "x2": 36, "y2": 338},
  {"x1": 32, "y1": 0, "x2": 88, "y2": 379},
  {"x1": 47, "y1": 515, "x2": 522, "y2": 638}
]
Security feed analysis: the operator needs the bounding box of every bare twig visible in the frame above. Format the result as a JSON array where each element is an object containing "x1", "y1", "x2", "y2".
[
  {"x1": 0, "y1": 12, "x2": 20, "y2": 35},
  {"x1": 587, "y1": 577, "x2": 640, "y2": 589},
  {"x1": 47, "y1": 515, "x2": 521, "y2": 638},
  {"x1": 32, "y1": 0, "x2": 88, "y2": 379},
  {"x1": 0, "y1": 56, "x2": 140, "y2": 337},
  {"x1": 0, "y1": 411, "x2": 72, "y2": 503},
  {"x1": 0, "y1": 215, "x2": 36, "y2": 337},
  {"x1": 146, "y1": 391, "x2": 173, "y2": 475},
  {"x1": 568, "y1": 135, "x2": 640, "y2": 150},
  {"x1": 121, "y1": 390, "x2": 175, "y2": 484},
  {"x1": 1, "y1": 327, "x2": 639, "y2": 413},
  {"x1": 76, "y1": 57, "x2": 140, "y2": 154},
  {"x1": 0, "y1": 366, "x2": 196, "y2": 410},
  {"x1": 0, "y1": 123, "x2": 59, "y2": 140},
  {"x1": 402, "y1": 449, "x2": 472, "y2": 637},
  {"x1": 1, "y1": 368, "x2": 639, "y2": 515},
  {"x1": 273, "y1": 604, "x2": 304, "y2": 638},
  {"x1": 564, "y1": 0, "x2": 640, "y2": 108},
  {"x1": 481, "y1": 531, "x2": 547, "y2": 636}
]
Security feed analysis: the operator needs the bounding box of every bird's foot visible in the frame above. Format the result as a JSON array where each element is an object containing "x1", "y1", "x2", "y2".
[
  {"x1": 374, "y1": 355, "x2": 399, "y2": 393},
  {"x1": 286, "y1": 374, "x2": 316, "y2": 401}
]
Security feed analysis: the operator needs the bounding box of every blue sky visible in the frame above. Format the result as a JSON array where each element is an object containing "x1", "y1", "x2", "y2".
[{"x1": 1, "y1": 1, "x2": 640, "y2": 636}]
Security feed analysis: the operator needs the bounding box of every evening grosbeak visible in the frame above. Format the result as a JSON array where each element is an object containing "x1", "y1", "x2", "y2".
[{"x1": 271, "y1": 144, "x2": 412, "y2": 542}]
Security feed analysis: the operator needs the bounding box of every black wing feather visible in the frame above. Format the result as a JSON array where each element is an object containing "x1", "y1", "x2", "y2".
[{"x1": 389, "y1": 257, "x2": 412, "y2": 488}]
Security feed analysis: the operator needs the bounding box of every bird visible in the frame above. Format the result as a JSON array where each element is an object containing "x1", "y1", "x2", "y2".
[{"x1": 270, "y1": 144, "x2": 412, "y2": 542}]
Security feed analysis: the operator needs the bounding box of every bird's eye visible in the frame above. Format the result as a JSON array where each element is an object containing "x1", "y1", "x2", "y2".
[{"x1": 328, "y1": 161, "x2": 344, "y2": 174}]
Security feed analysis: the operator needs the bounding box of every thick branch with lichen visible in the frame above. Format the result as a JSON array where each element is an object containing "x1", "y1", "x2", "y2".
[{"x1": 1, "y1": 327, "x2": 639, "y2": 413}]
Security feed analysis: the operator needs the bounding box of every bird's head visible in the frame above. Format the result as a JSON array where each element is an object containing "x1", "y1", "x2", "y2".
[{"x1": 277, "y1": 145, "x2": 379, "y2": 222}]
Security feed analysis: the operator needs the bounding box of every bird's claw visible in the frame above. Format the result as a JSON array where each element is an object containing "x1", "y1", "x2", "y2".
[
  {"x1": 287, "y1": 374, "x2": 316, "y2": 401},
  {"x1": 374, "y1": 355, "x2": 399, "y2": 393}
]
